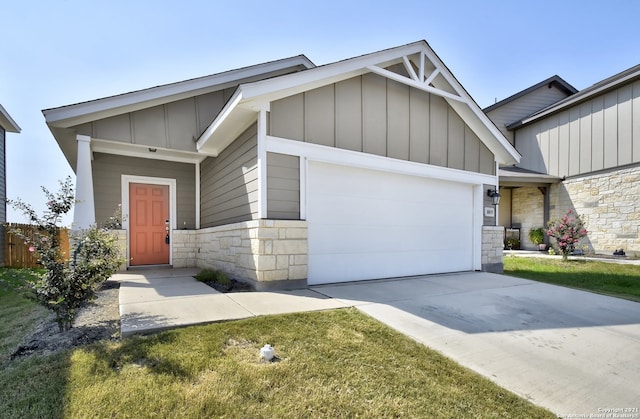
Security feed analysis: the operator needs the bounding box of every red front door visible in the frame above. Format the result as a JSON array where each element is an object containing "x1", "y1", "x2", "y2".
[{"x1": 129, "y1": 183, "x2": 170, "y2": 266}]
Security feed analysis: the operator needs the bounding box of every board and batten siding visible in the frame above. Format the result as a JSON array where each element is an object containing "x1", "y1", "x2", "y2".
[
  {"x1": 73, "y1": 89, "x2": 236, "y2": 152},
  {"x1": 485, "y1": 85, "x2": 572, "y2": 145},
  {"x1": 269, "y1": 73, "x2": 495, "y2": 175},
  {"x1": 92, "y1": 153, "x2": 196, "y2": 228},
  {"x1": 517, "y1": 80, "x2": 640, "y2": 177},
  {"x1": 200, "y1": 123, "x2": 258, "y2": 228},
  {"x1": 267, "y1": 152, "x2": 300, "y2": 219}
]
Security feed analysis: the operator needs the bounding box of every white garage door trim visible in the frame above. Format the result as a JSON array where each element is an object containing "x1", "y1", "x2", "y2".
[{"x1": 307, "y1": 161, "x2": 481, "y2": 285}]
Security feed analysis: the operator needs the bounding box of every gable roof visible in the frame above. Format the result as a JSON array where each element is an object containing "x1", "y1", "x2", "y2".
[
  {"x1": 483, "y1": 75, "x2": 577, "y2": 113},
  {"x1": 197, "y1": 40, "x2": 520, "y2": 165},
  {"x1": 43, "y1": 55, "x2": 315, "y2": 128},
  {"x1": 0, "y1": 103, "x2": 20, "y2": 133},
  {"x1": 508, "y1": 63, "x2": 640, "y2": 129}
]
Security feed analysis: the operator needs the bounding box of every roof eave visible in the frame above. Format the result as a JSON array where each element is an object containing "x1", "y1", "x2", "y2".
[
  {"x1": 196, "y1": 89, "x2": 258, "y2": 156},
  {"x1": 513, "y1": 65, "x2": 640, "y2": 129},
  {"x1": 423, "y1": 48, "x2": 520, "y2": 165},
  {"x1": 198, "y1": 40, "x2": 521, "y2": 165},
  {"x1": 483, "y1": 75, "x2": 577, "y2": 113},
  {"x1": 43, "y1": 55, "x2": 315, "y2": 128},
  {"x1": 0, "y1": 104, "x2": 21, "y2": 133}
]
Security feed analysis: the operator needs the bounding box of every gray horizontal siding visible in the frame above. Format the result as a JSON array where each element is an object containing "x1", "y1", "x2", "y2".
[
  {"x1": 486, "y1": 85, "x2": 571, "y2": 144},
  {"x1": 516, "y1": 80, "x2": 640, "y2": 176},
  {"x1": 0, "y1": 127, "x2": 5, "y2": 224},
  {"x1": 267, "y1": 152, "x2": 300, "y2": 219},
  {"x1": 92, "y1": 153, "x2": 196, "y2": 228},
  {"x1": 73, "y1": 89, "x2": 236, "y2": 152},
  {"x1": 200, "y1": 123, "x2": 258, "y2": 227},
  {"x1": 0, "y1": 127, "x2": 5, "y2": 265},
  {"x1": 269, "y1": 73, "x2": 494, "y2": 175}
]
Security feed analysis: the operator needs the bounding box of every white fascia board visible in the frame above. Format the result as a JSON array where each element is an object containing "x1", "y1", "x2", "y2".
[
  {"x1": 196, "y1": 40, "x2": 518, "y2": 165},
  {"x1": 196, "y1": 90, "x2": 242, "y2": 150},
  {"x1": 421, "y1": 47, "x2": 520, "y2": 165},
  {"x1": 239, "y1": 43, "x2": 425, "y2": 102},
  {"x1": 196, "y1": 90, "x2": 260, "y2": 156},
  {"x1": 241, "y1": 41, "x2": 519, "y2": 166},
  {"x1": 43, "y1": 56, "x2": 315, "y2": 128},
  {"x1": 92, "y1": 138, "x2": 206, "y2": 164},
  {"x1": 0, "y1": 103, "x2": 21, "y2": 133},
  {"x1": 266, "y1": 135, "x2": 497, "y2": 186},
  {"x1": 194, "y1": 44, "x2": 426, "y2": 156},
  {"x1": 448, "y1": 100, "x2": 521, "y2": 165},
  {"x1": 520, "y1": 68, "x2": 640, "y2": 126}
]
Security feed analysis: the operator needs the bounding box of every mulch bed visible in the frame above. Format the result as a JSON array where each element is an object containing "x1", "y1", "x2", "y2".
[
  {"x1": 10, "y1": 280, "x2": 121, "y2": 360},
  {"x1": 202, "y1": 279, "x2": 254, "y2": 293}
]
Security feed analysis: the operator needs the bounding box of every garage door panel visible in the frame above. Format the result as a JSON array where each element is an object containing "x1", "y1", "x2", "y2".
[
  {"x1": 316, "y1": 193, "x2": 471, "y2": 226},
  {"x1": 308, "y1": 161, "x2": 475, "y2": 285},
  {"x1": 311, "y1": 222, "x2": 470, "y2": 254},
  {"x1": 310, "y1": 249, "x2": 472, "y2": 283}
]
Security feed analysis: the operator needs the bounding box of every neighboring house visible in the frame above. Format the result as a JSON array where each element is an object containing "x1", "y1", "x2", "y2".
[
  {"x1": 0, "y1": 104, "x2": 21, "y2": 266},
  {"x1": 44, "y1": 40, "x2": 519, "y2": 287},
  {"x1": 486, "y1": 65, "x2": 640, "y2": 254}
]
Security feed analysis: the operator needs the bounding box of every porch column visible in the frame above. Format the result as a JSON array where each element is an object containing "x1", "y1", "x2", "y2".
[{"x1": 72, "y1": 134, "x2": 95, "y2": 231}]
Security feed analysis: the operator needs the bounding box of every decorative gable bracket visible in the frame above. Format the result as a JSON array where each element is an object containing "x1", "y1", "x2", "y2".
[{"x1": 365, "y1": 52, "x2": 465, "y2": 103}]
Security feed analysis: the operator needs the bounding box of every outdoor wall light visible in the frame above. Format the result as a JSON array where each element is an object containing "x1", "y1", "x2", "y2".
[{"x1": 487, "y1": 188, "x2": 501, "y2": 205}]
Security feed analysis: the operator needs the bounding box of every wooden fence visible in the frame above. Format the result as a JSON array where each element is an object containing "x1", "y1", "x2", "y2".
[{"x1": 3, "y1": 223, "x2": 70, "y2": 268}]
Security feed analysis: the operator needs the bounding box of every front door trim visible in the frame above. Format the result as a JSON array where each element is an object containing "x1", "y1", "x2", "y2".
[{"x1": 121, "y1": 175, "x2": 177, "y2": 267}]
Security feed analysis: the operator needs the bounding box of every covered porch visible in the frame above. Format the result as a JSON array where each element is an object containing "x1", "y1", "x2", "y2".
[{"x1": 498, "y1": 166, "x2": 562, "y2": 250}]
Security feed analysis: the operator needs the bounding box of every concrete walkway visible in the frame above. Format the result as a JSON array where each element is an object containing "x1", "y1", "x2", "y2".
[
  {"x1": 114, "y1": 268, "x2": 640, "y2": 417},
  {"x1": 113, "y1": 268, "x2": 348, "y2": 336}
]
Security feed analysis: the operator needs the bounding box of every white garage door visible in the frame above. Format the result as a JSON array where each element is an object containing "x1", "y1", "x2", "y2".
[{"x1": 307, "y1": 161, "x2": 475, "y2": 285}]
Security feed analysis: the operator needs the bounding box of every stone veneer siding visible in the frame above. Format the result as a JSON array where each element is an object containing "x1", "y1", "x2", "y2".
[
  {"x1": 549, "y1": 165, "x2": 640, "y2": 254},
  {"x1": 482, "y1": 226, "x2": 504, "y2": 273},
  {"x1": 172, "y1": 220, "x2": 308, "y2": 285},
  {"x1": 511, "y1": 187, "x2": 545, "y2": 250}
]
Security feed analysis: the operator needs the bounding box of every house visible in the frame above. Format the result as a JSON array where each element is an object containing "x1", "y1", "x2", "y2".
[
  {"x1": 43, "y1": 40, "x2": 519, "y2": 287},
  {"x1": 0, "y1": 104, "x2": 21, "y2": 266},
  {"x1": 486, "y1": 65, "x2": 640, "y2": 254}
]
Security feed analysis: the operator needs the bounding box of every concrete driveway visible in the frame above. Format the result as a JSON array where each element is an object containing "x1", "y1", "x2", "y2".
[{"x1": 312, "y1": 272, "x2": 640, "y2": 417}]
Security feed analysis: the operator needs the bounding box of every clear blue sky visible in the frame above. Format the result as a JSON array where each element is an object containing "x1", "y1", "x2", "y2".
[{"x1": 1, "y1": 0, "x2": 638, "y2": 225}]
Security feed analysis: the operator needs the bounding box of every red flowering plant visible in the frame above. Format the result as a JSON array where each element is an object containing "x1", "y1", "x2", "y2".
[{"x1": 547, "y1": 209, "x2": 588, "y2": 261}]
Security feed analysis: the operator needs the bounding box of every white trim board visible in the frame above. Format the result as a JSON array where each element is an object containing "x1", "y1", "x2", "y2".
[
  {"x1": 256, "y1": 108, "x2": 268, "y2": 218},
  {"x1": 197, "y1": 41, "x2": 520, "y2": 166},
  {"x1": 121, "y1": 175, "x2": 177, "y2": 267},
  {"x1": 265, "y1": 135, "x2": 497, "y2": 186},
  {"x1": 43, "y1": 55, "x2": 315, "y2": 128},
  {"x1": 92, "y1": 138, "x2": 206, "y2": 164}
]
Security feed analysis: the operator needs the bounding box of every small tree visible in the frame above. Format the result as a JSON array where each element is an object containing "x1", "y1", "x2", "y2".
[
  {"x1": 8, "y1": 177, "x2": 124, "y2": 332},
  {"x1": 547, "y1": 209, "x2": 588, "y2": 262}
]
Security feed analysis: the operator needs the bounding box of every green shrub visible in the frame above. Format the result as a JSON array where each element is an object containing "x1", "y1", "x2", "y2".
[
  {"x1": 528, "y1": 228, "x2": 545, "y2": 245},
  {"x1": 505, "y1": 237, "x2": 520, "y2": 250},
  {"x1": 8, "y1": 177, "x2": 124, "y2": 332},
  {"x1": 194, "y1": 269, "x2": 230, "y2": 285}
]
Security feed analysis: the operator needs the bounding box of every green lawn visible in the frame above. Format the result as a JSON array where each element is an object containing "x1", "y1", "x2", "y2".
[
  {"x1": 1, "y1": 269, "x2": 554, "y2": 418},
  {"x1": 504, "y1": 256, "x2": 640, "y2": 302},
  {"x1": 0, "y1": 268, "x2": 49, "y2": 359}
]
